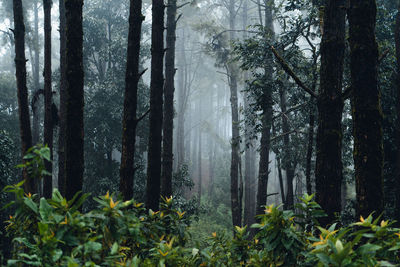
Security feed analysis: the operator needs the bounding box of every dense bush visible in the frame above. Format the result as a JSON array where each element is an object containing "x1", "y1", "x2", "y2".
[{"x1": 3, "y1": 151, "x2": 400, "y2": 266}]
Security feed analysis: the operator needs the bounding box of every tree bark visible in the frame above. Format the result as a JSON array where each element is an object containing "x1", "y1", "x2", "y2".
[
  {"x1": 65, "y1": 0, "x2": 84, "y2": 201},
  {"x1": 315, "y1": 0, "x2": 346, "y2": 225},
  {"x1": 395, "y1": 0, "x2": 400, "y2": 222},
  {"x1": 161, "y1": 0, "x2": 177, "y2": 198},
  {"x1": 146, "y1": 0, "x2": 165, "y2": 211},
  {"x1": 13, "y1": 0, "x2": 34, "y2": 193},
  {"x1": 255, "y1": 0, "x2": 274, "y2": 217},
  {"x1": 58, "y1": 0, "x2": 67, "y2": 196},
  {"x1": 176, "y1": 30, "x2": 186, "y2": 169},
  {"x1": 43, "y1": 0, "x2": 53, "y2": 199},
  {"x1": 119, "y1": 0, "x2": 144, "y2": 201},
  {"x1": 348, "y1": 0, "x2": 384, "y2": 218},
  {"x1": 32, "y1": 0, "x2": 40, "y2": 146},
  {"x1": 227, "y1": 0, "x2": 241, "y2": 227}
]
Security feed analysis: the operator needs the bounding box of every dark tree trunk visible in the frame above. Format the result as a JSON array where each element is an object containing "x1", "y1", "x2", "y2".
[
  {"x1": 161, "y1": 0, "x2": 177, "y2": 198},
  {"x1": 32, "y1": 0, "x2": 40, "y2": 145},
  {"x1": 58, "y1": 0, "x2": 67, "y2": 196},
  {"x1": 119, "y1": 0, "x2": 144, "y2": 201},
  {"x1": 43, "y1": 0, "x2": 53, "y2": 199},
  {"x1": 197, "y1": 131, "x2": 202, "y2": 206},
  {"x1": 256, "y1": 0, "x2": 274, "y2": 217},
  {"x1": 315, "y1": 0, "x2": 346, "y2": 225},
  {"x1": 277, "y1": 155, "x2": 285, "y2": 204},
  {"x1": 146, "y1": 0, "x2": 165, "y2": 211},
  {"x1": 228, "y1": 0, "x2": 241, "y2": 227},
  {"x1": 13, "y1": 0, "x2": 34, "y2": 193},
  {"x1": 65, "y1": 0, "x2": 84, "y2": 201},
  {"x1": 305, "y1": 53, "x2": 318, "y2": 196},
  {"x1": 348, "y1": 0, "x2": 383, "y2": 218},
  {"x1": 279, "y1": 87, "x2": 295, "y2": 209},
  {"x1": 395, "y1": 1, "x2": 400, "y2": 222}
]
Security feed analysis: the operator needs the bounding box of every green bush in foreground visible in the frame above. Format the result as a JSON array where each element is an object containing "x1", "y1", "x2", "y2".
[{"x1": 3, "y1": 149, "x2": 400, "y2": 266}]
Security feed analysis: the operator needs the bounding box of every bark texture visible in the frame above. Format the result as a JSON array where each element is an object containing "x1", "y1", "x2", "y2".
[
  {"x1": 65, "y1": 0, "x2": 84, "y2": 201},
  {"x1": 228, "y1": 0, "x2": 241, "y2": 227},
  {"x1": 119, "y1": 0, "x2": 144, "y2": 201},
  {"x1": 395, "y1": 1, "x2": 400, "y2": 222},
  {"x1": 255, "y1": 0, "x2": 274, "y2": 217},
  {"x1": 58, "y1": 0, "x2": 67, "y2": 195},
  {"x1": 161, "y1": 0, "x2": 177, "y2": 197},
  {"x1": 13, "y1": 0, "x2": 34, "y2": 193},
  {"x1": 146, "y1": 0, "x2": 165, "y2": 211},
  {"x1": 43, "y1": 0, "x2": 53, "y2": 199},
  {"x1": 348, "y1": 0, "x2": 384, "y2": 218},
  {"x1": 315, "y1": 0, "x2": 346, "y2": 225}
]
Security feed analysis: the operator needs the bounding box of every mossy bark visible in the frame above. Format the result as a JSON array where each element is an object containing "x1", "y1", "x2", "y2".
[
  {"x1": 119, "y1": 0, "x2": 144, "y2": 201},
  {"x1": 161, "y1": 0, "x2": 177, "y2": 198},
  {"x1": 395, "y1": 1, "x2": 400, "y2": 222},
  {"x1": 146, "y1": 0, "x2": 165, "y2": 211},
  {"x1": 13, "y1": 0, "x2": 34, "y2": 193},
  {"x1": 348, "y1": 0, "x2": 384, "y2": 217},
  {"x1": 315, "y1": 0, "x2": 346, "y2": 226},
  {"x1": 65, "y1": 0, "x2": 84, "y2": 201},
  {"x1": 43, "y1": 0, "x2": 53, "y2": 199}
]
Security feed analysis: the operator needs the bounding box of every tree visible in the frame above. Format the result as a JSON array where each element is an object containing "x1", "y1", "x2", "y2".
[
  {"x1": 161, "y1": 0, "x2": 178, "y2": 198},
  {"x1": 43, "y1": 0, "x2": 53, "y2": 199},
  {"x1": 396, "y1": 0, "x2": 400, "y2": 221},
  {"x1": 13, "y1": 0, "x2": 34, "y2": 193},
  {"x1": 65, "y1": 0, "x2": 84, "y2": 201},
  {"x1": 146, "y1": 0, "x2": 165, "y2": 211},
  {"x1": 58, "y1": 0, "x2": 67, "y2": 196},
  {"x1": 315, "y1": 0, "x2": 346, "y2": 225},
  {"x1": 348, "y1": 0, "x2": 384, "y2": 218},
  {"x1": 119, "y1": 0, "x2": 144, "y2": 201}
]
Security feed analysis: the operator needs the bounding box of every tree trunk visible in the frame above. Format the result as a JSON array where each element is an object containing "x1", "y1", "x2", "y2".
[
  {"x1": 119, "y1": 0, "x2": 144, "y2": 201},
  {"x1": 349, "y1": 0, "x2": 384, "y2": 218},
  {"x1": 58, "y1": 0, "x2": 67, "y2": 196},
  {"x1": 13, "y1": 0, "x2": 34, "y2": 193},
  {"x1": 161, "y1": 0, "x2": 177, "y2": 198},
  {"x1": 197, "y1": 130, "x2": 202, "y2": 206},
  {"x1": 176, "y1": 30, "x2": 186, "y2": 169},
  {"x1": 315, "y1": 0, "x2": 346, "y2": 225},
  {"x1": 146, "y1": 0, "x2": 165, "y2": 211},
  {"x1": 255, "y1": 0, "x2": 274, "y2": 217},
  {"x1": 395, "y1": 0, "x2": 400, "y2": 222},
  {"x1": 32, "y1": 0, "x2": 40, "y2": 145},
  {"x1": 228, "y1": 0, "x2": 241, "y2": 227},
  {"x1": 43, "y1": 0, "x2": 53, "y2": 199},
  {"x1": 65, "y1": 0, "x2": 84, "y2": 201}
]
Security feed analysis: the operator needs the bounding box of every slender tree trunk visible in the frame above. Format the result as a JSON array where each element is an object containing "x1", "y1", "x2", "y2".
[
  {"x1": 256, "y1": 0, "x2": 274, "y2": 217},
  {"x1": 305, "y1": 53, "x2": 318, "y2": 196},
  {"x1": 146, "y1": 0, "x2": 165, "y2": 211},
  {"x1": 58, "y1": 0, "x2": 67, "y2": 195},
  {"x1": 279, "y1": 87, "x2": 295, "y2": 209},
  {"x1": 13, "y1": 0, "x2": 34, "y2": 193},
  {"x1": 32, "y1": 0, "x2": 40, "y2": 145},
  {"x1": 208, "y1": 138, "x2": 215, "y2": 197},
  {"x1": 65, "y1": 0, "x2": 84, "y2": 201},
  {"x1": 315, "y1": 0, "x2": 346, "y2": 225},
  {"x1": 197, "y1": 130, "x2": 202, "y2": 206},
  {"x1": 43, "y1": 0, "x2": 53, "y2": 199},
  {"x1": 119, "y1": 0, "x2": 144, "y2": 201},
  {"x1": 349, "y1": 0, "x2": 383, "y2": 218},
  {"x1": 161, "y1": 0, "x2": 177, "y2": 197},
  {"x1": 228, "y1": 0, "x2": 242, "y2": 228},
  {"x1": 395, "y1": 0, "x2": 400, "y2": 222},
  {"x1": 277, "y1": 155, "x2": 285, "y2": 204},
  {"x1": 177, "y1": 30, "x2": 187, "y2": 169}
]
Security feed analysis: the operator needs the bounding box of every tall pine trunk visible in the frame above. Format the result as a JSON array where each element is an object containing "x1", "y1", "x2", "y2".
[
  {"x1": 256, "y1": 0, "x2": 274, "y2": 217},
  {"x1": 13, "y1": 0, "x2": 34, "y2": 193},
  {"x1": 32, "y1": 0, "x2": 40, "y2": 145},
  {"x1": 146, "y1": 0, "x2": 165, "y2": 211},
  {"x1": 43, "y1": 0, "x2": 53, "y2": 199},
  {"x1": 119, "y1": 0, "x2": 144, "y2": 201},
  {"x1": 161, "y1": 0, "x2": 177, "y2": 197},
  {"x1": 65, "y1": 0, "x2": 84, "y2": 201},
  {"x1": 349, "y1": 0, "x2": 384, "y2": 217},
  {"x1": 395, "y1": 0, "x2": 400, "y2": 222},
  {"x1": 315, "y1": 0, "x2": 346, "y2": 225},
  {"x1": 58, "y1": 0, "x2": 67, "y2": 196}
]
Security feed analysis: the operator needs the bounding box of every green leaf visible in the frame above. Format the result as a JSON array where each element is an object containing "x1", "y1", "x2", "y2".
[
  {"x1": 39, "y1": 198, "x2": 54, "y2": 221},
  {"x1": 24, "y1": 197, "x2": 38, "y2": 214}
]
